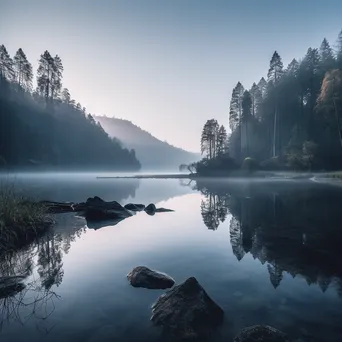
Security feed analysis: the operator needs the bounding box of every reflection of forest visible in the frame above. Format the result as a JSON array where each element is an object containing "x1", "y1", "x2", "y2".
[
  {"x1": 0, "y1": 215, "x2": 86, "y2": 330},
  {"x1": 196, "y1": 179, "x2": 342, "y2": 295}
]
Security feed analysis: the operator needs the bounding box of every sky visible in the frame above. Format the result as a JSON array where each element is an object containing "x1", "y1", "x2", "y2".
[{"x1": 1, "y1": 0, "x2": 342, "y2": 153}]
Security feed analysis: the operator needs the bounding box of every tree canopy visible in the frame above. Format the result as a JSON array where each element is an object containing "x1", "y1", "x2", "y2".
[{"x1": 0, "y1": 46, "x2": 141, "y2": 171}]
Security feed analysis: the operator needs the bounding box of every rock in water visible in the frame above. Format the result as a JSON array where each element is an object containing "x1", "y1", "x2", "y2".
[
  {"x1": 234, "y1": 325, "x2": 289, "y2": 342},
  {"x1": 124, "y1": 203, "x2": 146, "y2": 211},
  {"x1": 127, "y1": 266, "x2": 175, "y2": 290},
  {"x1": 144, "y1": 203, "x2": 157, "y2": 215},
  {"x1": 151, "y1": 277, "x2": 224, "y2": 340},
  {"x1": 85, "y1": 197, "x2": 132, "y2": 221}
]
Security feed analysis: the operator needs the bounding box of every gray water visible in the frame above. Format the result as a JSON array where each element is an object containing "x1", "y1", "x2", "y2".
[{"x1": 1, "y1": 174, "x2": 342, "y2": 342}]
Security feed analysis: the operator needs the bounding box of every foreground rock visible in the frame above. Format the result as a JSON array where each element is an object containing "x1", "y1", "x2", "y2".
[
  {"x1": 234, "y1": 325, "x2": 289, "y2": 342},
  {"x1": 151, "y1": 277, "x2": 224, "y2": 340},
  {"x1": 127, "y1": 266, "x2": 175, "y2": 289}
]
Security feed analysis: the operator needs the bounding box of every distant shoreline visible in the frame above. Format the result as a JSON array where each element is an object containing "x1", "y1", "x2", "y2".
[{"x1": 97, "y1": 174, "x2": 192, "y2": 179}]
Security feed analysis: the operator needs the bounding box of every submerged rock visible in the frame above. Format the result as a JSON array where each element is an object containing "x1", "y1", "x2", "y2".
[
  {"x1": 124, "y1": 203, "x2": 146, "y2": 211},
  {"x1": 127, "y1": 266, "x2": 175, "y2": 290},
  {"x1": 233, "y1": 325, "x2": 289, "y2": 342},
  {"x1": 151, "y1": 277, "x2": 224, "y2": 340}
]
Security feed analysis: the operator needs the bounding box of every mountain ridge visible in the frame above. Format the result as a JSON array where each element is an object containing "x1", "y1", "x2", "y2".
[{"x1": 94, "y1": 115, "x2": 200, "y2": 171}]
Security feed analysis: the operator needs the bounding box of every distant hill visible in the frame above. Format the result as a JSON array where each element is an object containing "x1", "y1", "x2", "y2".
[{"x1": 94, "y1": 116, "x2": 201, "y2": 171}]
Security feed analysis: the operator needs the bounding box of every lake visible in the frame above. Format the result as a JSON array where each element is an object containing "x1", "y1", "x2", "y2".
[{"x1": 1, "y1": 173, "x2": 342, "y2": 342}]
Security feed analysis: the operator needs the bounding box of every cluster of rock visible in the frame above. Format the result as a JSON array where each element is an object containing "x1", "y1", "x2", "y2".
[
  {"x1": 41, "y1": 196, "x2": 174, "y2": 228},
  {"x1": 126, "y1": 266, "x2": 290, "y2": 341}
]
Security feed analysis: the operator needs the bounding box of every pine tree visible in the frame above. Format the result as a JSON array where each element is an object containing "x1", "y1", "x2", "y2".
[
  {"x1": 319, "y1": 38, "x2": 335, "y2": 72},
  {"x1": 268, "y1": 51, "x2": 284, "y2": 157},
  {"x1": 61, "y1": 88, "x2": 71, "y2": 104},
  {"x1": 0, "y1": 44, "x2": 14, "y2": 83},
  {"x1": 13, "y1": 48, "x2": 33, "y2": 91},
  {"x1": 37, "y1": 50, "x2": 55, "y2": 105},
  {"x1": 201, "y1": 119, "x2": 219, "y2": 159},
  {"x1": 267, "y1": 51, "x2": 284, "y2": 85},
  {"x1": 258, "y1": 77, "x2": 267, "y2": 98},
  {"x1": 217, "y1": 125, "x2": 228, "y2": 155},
  {"x1": 286, "y1": 58, "x2": 299, "y2": 77},
  {"x1": 51, "y1": 55, "x2": 63, "y2": 100},
  {"x1": 250, "y1": 83, "x2": 262, "y2": 117},
  {"x1": 229, "y1": 82, "x2": 244, "y2": 131},
  {"x1": 37, "y1": 51, "x2": 63, "y2": 107}
]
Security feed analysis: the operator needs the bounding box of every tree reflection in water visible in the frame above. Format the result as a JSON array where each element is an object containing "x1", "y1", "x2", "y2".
[
  {"x1": 0, "y1": 215, "x2": 86, "y2": 332},
  {"x1": 195, "y1": 179, "x2": 342, "y2": 294}
]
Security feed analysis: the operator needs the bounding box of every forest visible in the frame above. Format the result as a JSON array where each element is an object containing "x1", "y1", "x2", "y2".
[
  {"x1": 197, "y1": 29, "x2": 342, "y2": 174},
  {"x1": 0, "y1": 47, "x2": 141, "y2": 171}
]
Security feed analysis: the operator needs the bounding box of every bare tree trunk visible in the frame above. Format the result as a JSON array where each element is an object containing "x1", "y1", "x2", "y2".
[{"x1": 273, "y1": 105, "x2": 278, "y2": 157}]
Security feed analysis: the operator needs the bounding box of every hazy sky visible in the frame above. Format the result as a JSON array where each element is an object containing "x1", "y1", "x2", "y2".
[{"x1": 1, "y1": 0, "x2": 342, "y2": 153}]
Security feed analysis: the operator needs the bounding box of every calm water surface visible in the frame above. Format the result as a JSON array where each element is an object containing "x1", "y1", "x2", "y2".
[{"x1": 1, "y1": 174, "x2": 342, "y2": 342}]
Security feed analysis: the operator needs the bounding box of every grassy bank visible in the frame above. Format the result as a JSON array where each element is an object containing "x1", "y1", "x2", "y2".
[{"x1": 0, "y1": 187, "x2": 53, "y2": 253}]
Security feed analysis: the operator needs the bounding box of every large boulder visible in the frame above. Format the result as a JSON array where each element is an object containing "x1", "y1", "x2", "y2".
[
  {"x1": 234, "y1": 325, "x2": 289, "y2": 342},
  {"x1": 151, "y1": 277, "x2": 224, "y2": 340},
  {"x1": 127, "y1": 266, "x2": 175, "y2": 290},
  {"x1": 84, "y1": 197, "x2": 132, "y2": 220}
]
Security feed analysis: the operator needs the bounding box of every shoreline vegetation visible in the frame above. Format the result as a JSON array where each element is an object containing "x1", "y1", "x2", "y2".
[
  {"x1": 0, "y1": 188, "x2": 53, "y2": 254},
  {"x1": 0, "y1": 189, "x2": 175, "y2": 256}
]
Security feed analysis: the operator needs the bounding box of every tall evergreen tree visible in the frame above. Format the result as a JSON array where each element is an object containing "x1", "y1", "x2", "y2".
[
  {"x1": 319, "y1": 38, "x2": 335, "y2": 72},
  {"x1": 37, "y1": 50, "x2": 55, "y2": 105},
  {"x1": 51, "y1": 55, "x2": 63, "y2": 100},
  {"x1": 267, "y1": 51, "x2": 284, "y2": 85},
  {"x1": 217, "y1": 125, "x2": 228, "y2": 155},
  {"x1": 258, "y1": 77, "x2": 267, "y2": 98},
  {"x1": 250, "y1": 83, "x2": 262, "y2": 117},
  {"x1": 61, "y1": 88, "x2": 71, "y2": 104},
  {"x1": 0, "y1": 44, "x2": 14, "y2": 83},
  {"x1": 268, "y1": 51, "x2": 284, "y2": 156},
  {"x1": 13, "y1": 48, "x2": 33, "y2": 91},
  {"x1": 229, "y1": 82, "x2": 244, "y2": 131},
  {"x1": 201, "y1": 119, "x2": 219, "y2": 159},
  {"x1": 286, "y1": 58, "x2": 299, "y2": 76}
]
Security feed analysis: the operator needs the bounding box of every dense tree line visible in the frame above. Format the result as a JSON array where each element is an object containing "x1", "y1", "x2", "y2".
[
  {"x1": 0, "y1": 45, "x2": 140, "y2": 170},
  {"x1": 228, "y1": 29, "x2": 342, "y2": 170}
]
